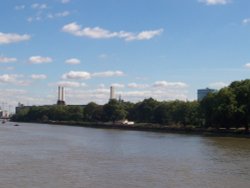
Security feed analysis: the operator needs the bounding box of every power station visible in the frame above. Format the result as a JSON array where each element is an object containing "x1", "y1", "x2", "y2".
[
  {"x1": 57, "y1": 86, "x2": 66, "y2": 105},
  {"x1": 15, "y1": 85, "x2": 119, "y2": 114},
  {"x1": 110, "y1": 86, "x2": 115, "y2": 100}
]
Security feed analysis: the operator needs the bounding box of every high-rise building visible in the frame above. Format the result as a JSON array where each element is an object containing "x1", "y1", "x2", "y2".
[{"x1": 197, "y1": 88, "x2": 217, "y2": 101}]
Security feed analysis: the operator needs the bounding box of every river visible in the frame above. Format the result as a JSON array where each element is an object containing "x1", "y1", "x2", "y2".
[{"x1": 0, "y1": 122, "x2": 250, "y2": 188}]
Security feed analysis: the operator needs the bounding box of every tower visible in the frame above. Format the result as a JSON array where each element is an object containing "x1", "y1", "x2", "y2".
[
  {"x1": 110, "y1": 86, "x2": 115, "y2": 100},
  {"x1": 57, "y1": 86, "x2": 66, "y2": 105}
]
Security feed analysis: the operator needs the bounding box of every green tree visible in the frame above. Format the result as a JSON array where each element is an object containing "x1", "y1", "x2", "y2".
[
  {"x1": 132, "y1": 98, "x2": 159, "y2": 123},
  {"x1": 154, "y1": 102, "x2": 171, "y2": 124},
  {"x1": 213, "y1": 88, "x2": 237, "y2": 129},
  {"x1": 229, "y1": 79, "x2": 250, "y2": 132},
  {"x1": 103, "y1": 99, "x2": 127, "y2": 122},
  {"x1": 84, "y1": 102, "x2": 99, "y2": 121},
  {"x1": 200, "y1": 92, "x2": 217, "y2": 128}
]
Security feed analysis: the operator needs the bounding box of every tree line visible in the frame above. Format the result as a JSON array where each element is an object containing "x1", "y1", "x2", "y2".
[{"x1": 11, "y1": 79, "x2": 250, "y2": 132}]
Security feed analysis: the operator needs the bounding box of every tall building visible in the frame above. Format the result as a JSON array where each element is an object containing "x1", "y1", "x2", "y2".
[
  {"x1": 197, "y1": 88, "x2": 216, "y2": 101},
  {"x1": 110, "y1": 86, "x2": 115, "y2": 100}
]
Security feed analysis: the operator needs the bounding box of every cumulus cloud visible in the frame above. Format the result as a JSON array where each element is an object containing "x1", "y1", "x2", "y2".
[
  {"x1": 57, "y1": 81, "x2": 85, "y2": 88},
  {"x1": 0, "y1": 74, "x2": 30, "y2": 86},
  {"x1": 209, "y1": 82, "x2": 228, "y2": 89},
  {"x1": 29, "y1": 56, "x2": 53, "y2": 64},
  {"x1": 245, "y1": 63, "x2": 250, "y2": 68},
  {"x1": 31, "y1": 3, "x2": 47, "y2": 9},
  {"x1": 0, "y1": 32, "x2": 31, "y2": 44},
  {"x1": 198, "y1": 0, "x2": 230, "y2": 5},
  {"x1": 92, "y1": 71, "x2": 124, "y2": 77},
  {"x1": 30, "y1": 74, "x2": 47, "y2": 80},
  {"x1": 65, "y1": 58, "x2": 81, "y2": 65},
  {"x1": 27, "y1": 16, "x2": 41, "y2": 22},
  {"x1": 0, "y1": 56, "x2": 17, "y2": 63},
  {"x1": 153, "y1": 81, "x2": 188, "y2": 88},
  {"x1": 62, "y1": 71, "x2": 91, "y2": 80},
  {"x1": 127, "y1": 83, "x2": 149, "y2": 89},
  {"x1": 48, "y1": 11, "x2": 70, "y2": 19},
  {"x1": 61, "y1": 0, "x2": 71, "y2": 4},
  {"x1": 62, "y1": 22, "x2": 163, "y2": 41},
  {"x1": 242, "y1": 18, "x2": 250, "y2": 25},
  {"x1": 15, "y1": 5, "x2": 25, "y2": 10},
  {"x1": 99, "y1": 53, "x2": 108, "y2": 60},
  {"x1": 0, "y1": 74, "x2": 18, "y2": 83},
  {"x1": 111, "y1": 83, "x2": 125, "y2": 88},
  {"x1": 0, "y1": 66, "x2": 15, "y2": 71},
  {"x1": 62, "y1": 70, "x2": 124, "y2": 80}
]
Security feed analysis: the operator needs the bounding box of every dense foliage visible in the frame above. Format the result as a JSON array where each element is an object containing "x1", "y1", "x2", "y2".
[
  {"x1": 200, "y1": 79, "x2": 250, "y2": 132},
  {"x1": 12, "y1": 79, "x2": 250, "y2": 132}
]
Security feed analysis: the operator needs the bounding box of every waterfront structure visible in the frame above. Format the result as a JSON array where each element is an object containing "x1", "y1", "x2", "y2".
[
  {"x1": 197, "y1": 88, "x2": 217, "y2": 101},
  {"x1": 110, "y1": 86, "x2": 115, "y2": 100},
  {"x1": 57, "y1": 86, "x2": 66, "y2": 105}
]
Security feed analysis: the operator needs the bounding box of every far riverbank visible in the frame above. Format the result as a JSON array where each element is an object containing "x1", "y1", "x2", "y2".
[{"x1": 11, "y1": 120, "x2": 250, "y2": 138}]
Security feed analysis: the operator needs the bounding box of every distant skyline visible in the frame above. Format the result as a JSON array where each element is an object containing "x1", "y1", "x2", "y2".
[{"x1": 1, "y1": 0, "x2": 250, "y2": 111}]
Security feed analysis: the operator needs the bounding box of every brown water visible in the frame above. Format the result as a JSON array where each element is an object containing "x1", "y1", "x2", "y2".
[{"x1": 0, "y1": 122, "x2": 250, "y2": 188}]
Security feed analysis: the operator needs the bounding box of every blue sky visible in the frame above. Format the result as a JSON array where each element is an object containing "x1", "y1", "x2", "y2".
[{"x1": 1, "y1": 0, "x2": 250, "y2": 111}]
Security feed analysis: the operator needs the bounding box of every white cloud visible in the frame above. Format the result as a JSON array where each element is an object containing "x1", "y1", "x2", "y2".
[
  {"x1": 127, "y1": 83, "x2": 149, "y2": 89},
  {"x1": 98, "y1": 84, "x2": 106, "y2": 88},
  {"x1": 125, "y1": 29, "x2": 164, "y2": 41},
  {"x1": 48, "y1": 11, "x2": 70, "y2": 19},
  {"x1": 65, "y1": 58, "x2": 81, "y2": 65},
  {"x1": 27, "y1": 16, "x2": 41, "y2": 22},
  {"x1": 61, "y1": 0, "x2": 71, "y2": 4},
  {"x1": 99, "y1": 53, "x2": 108, "y2": 60},
  {"x1": 0, "y1": 56, "x2": 17, "y2": 63},
  {"x1": 111, "y1": 83, "x2": 125, "y2": 88},
  {"x1": 29, "y1": 56, "x2": 53, "y2": 64},
  {"x1": 62, "y1": 70, "x2": 124, "y2": 80},
  {"x1": 92, "y1": 71, "x2": 124, "y2": 77},
  {"x1": 198, "y1": 0, "x2": 230, "y2": 5},
  {"x1": 15, "y1": 5, "x2": 25, "y2": 10},
  {"x1": 62, "y1": 71, "x2": 91, "y2": 80},
  {"x1": 242, "y1": 18, "x2": 250, "y2": 25},
  {"x1": 245, "y1": 63, "x2": 250, "y2": 68},
  {"x1": 30, "y1": 74, "x2": 47, "y2": 80},
  {"x1": 57, "y1": 81, "x2": 85, "y2": 88},
  {"x1": 0, "y1": 32, "x2": 31, "y2": 44},
  {"x1": 0, "y1": 74, "x2": 18, "y2": 83},
  {"x1": 15, "y1": 80, "x2": 32, "y2": 86},
  {"x1": 2, "y1": 89, "x2": 27, "y2": 95},
  {"x1": 0, "y1": 74, "x2": 30, "y2": 86},
  {"x1": 31, "y1": 3, "x2": 47, "y2": 9},
  {"x1": 62, "y1": 22, "x2": 163, "y2": 41},
  {"x1": 209, "y1": 82, "x2": 228, "y2": 89},
  {"x1": 153, "y1": 81, "x2": 188, "y2": 88},
  {"x1": 0, "y1": 66, "x2": 15, "y2": 71},
  {"x1": 119, "y1": 88, "x2": 188, "y2": 102}
]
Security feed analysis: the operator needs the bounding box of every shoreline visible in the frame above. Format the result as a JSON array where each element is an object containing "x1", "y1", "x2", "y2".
[{"x1": 12, "y1": 120, "x2": 250, "y2": 138}]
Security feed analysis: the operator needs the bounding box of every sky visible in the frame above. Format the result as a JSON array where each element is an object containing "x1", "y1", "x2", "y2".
[{"x1": 1, "y1": 0, "x2": 250, "y2": 111}]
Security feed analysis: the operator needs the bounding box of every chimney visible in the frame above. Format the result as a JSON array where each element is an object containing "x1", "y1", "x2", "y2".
[
  {"x1": 58, "y1": 86, "x2": 61, "y2": 101},
  {"x1": 110, "y1": 86, "x2": 115, "y2": 100},
  {"x1": 57, "y1": 86, "x2": 66, "y2": 105},
  {"x1": 61, "y1": 87, "x2": 64, "y2": 101}
]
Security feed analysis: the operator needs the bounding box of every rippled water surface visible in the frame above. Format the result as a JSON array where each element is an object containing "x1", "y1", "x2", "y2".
[{"x1": 0, "y1": 122, "x2": 250, "y2": 188}]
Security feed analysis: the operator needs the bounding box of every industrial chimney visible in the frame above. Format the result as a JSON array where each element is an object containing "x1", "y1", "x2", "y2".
[
  {"x1": 57, "y1": 86, "x2": 66, "y2": 105},
  {"x1": 110, "y1": 86, "x2": 115, "y2": 100}
]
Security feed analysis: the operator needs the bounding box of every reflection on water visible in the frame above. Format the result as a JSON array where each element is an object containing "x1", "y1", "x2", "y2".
[{"x1": 0, "y1": 122, "x2": 250, "y2": 188}]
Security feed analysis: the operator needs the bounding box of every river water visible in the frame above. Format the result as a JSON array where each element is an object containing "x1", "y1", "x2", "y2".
[{"x1": 0, "y1": 122, "x2": 250, "y2": 188}]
